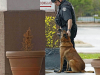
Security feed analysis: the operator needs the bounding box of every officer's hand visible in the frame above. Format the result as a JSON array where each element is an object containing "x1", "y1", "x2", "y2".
[{"x1": 67, "y1": 30, "x2": 71, "y2": 36}]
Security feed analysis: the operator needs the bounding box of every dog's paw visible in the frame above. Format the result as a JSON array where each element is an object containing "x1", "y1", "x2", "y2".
[{"x1": 57, "y1": 70, "x2": 61, "y2": 73}]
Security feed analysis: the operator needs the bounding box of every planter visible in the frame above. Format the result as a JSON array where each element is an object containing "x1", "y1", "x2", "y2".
[
  {"x1": 6, "y1": 51, "x2": 45, "y2": 75},
  {"x1": 91, "y1": 59, "x2": 100, "y2": 75}
]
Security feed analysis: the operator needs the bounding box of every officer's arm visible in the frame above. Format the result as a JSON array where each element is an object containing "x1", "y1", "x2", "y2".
[
  {"x1": 62, "y1": 7, "x2": 72, "y2": 36},
  {"x1": 68, "y1": 19, "x2": 72, "y2": 30},
  {"x1": 62, "y1": 7, "x2": 72, "y2": 30}
]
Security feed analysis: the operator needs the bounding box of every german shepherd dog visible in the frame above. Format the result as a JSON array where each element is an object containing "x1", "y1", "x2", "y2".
[{"x1": 57, "y1": 30, "x2": 93, "y2": 73}]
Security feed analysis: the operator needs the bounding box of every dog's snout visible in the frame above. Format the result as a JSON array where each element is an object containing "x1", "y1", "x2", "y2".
[{"x1": 63, "y1": 34, "x2": 67, "y2": 39}]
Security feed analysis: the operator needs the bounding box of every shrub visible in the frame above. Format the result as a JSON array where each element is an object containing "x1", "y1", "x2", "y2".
[{"x1": 45, "y1": 16, "x2": 59, "y2": 48}]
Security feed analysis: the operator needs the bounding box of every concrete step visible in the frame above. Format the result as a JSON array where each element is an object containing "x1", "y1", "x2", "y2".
[
  {"x1": 83, "y1": 59, "x2": 94, "y2": 64},
  {"x1": 45, "y1": 64, "x2": 95, "y2": 75}
]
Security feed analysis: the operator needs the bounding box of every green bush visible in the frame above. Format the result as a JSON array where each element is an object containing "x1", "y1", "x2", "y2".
[{"x1": 45, "y1": 16, "x2": 59, "y2": 48}]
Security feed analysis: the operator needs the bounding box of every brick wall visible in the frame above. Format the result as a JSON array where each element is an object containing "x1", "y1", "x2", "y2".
[
  {"x1": 0, "y1": 12, "x2": 5, "y2": 75},
  {"x1": 0, "y1": 10, "x2": 46, "y2": 75},
  {"x1": 4, "y1": 10, "x2": 45, "y2": 75}
]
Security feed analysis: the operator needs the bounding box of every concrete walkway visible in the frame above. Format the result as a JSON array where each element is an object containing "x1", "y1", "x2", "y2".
[
  {"x1": 77, "y1": 22, "x2": 100, "y2": 27},
  {"x1": 45, "y1": 64, "x2": 95, "y2": 75}
]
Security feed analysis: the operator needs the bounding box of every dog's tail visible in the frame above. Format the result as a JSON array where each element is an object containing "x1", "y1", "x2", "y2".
[
  {"x1": 84, "y1": 71, "x2": 94, "y2": 73},
  {"x1": 81, "y1": 70, "x2": 94, "y2": 73}
]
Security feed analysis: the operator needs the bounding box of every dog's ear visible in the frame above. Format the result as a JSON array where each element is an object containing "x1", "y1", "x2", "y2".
[{"x1": 63, "y1": 34, "x2": 67, "y2": 39}]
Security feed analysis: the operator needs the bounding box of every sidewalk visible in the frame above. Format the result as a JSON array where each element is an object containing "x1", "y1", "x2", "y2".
[
  {"x1": 75, "y1": 26, "x2": 100, "y2": 53},
  {"x1": 76, "y1": 47, "x2": 100, "y2": 53},
  {"x1": 45, "y1": 64, "x2": 95, "y2": 75},
  {"x1": 77, "y1": 22, "x2": 100, "y2": 27},
  {"x1": 45, "y1": 26, "x2": 100, "y2": 75}
]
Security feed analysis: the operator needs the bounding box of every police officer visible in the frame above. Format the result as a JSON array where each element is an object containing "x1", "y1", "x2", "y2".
[{"x1": 51, "y1": 0, "x2": 77, "y2": 72}]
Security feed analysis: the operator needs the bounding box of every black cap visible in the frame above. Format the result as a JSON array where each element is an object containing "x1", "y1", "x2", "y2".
[{"x1": 51, "y1": 0, "x2": 56, "y2": 3}]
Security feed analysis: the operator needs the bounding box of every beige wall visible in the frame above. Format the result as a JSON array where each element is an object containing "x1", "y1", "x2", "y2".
[
  {"x1": 7, "y1": 0, "x2": 40, "y2": 10},
  {"x1": 0, "y1": 10, "x2": 45, "y2": 75},
  {"x1": 0, "y1": 12, "x2": 5, "y2": 75},
  {"x1": 0, "y1": 0, "x2": 40, "y2": 11},
  {"x1": 4, "y1": 10, "x2": 45, "y2": 75},
  {"x1": 0, "y1": 0, "x2": 7, "y2": 11}
]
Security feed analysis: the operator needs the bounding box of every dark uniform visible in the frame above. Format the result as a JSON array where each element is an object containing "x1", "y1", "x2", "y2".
[
  {"x1": 55, "y1": 0, "x2": 77, "y2": 48},
  {"x1": 55, "y1": 0, "x2": 77, "y2": 72},
  {"x1": 52, "y1": 0, "x2": 77, "y2": 72}
]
